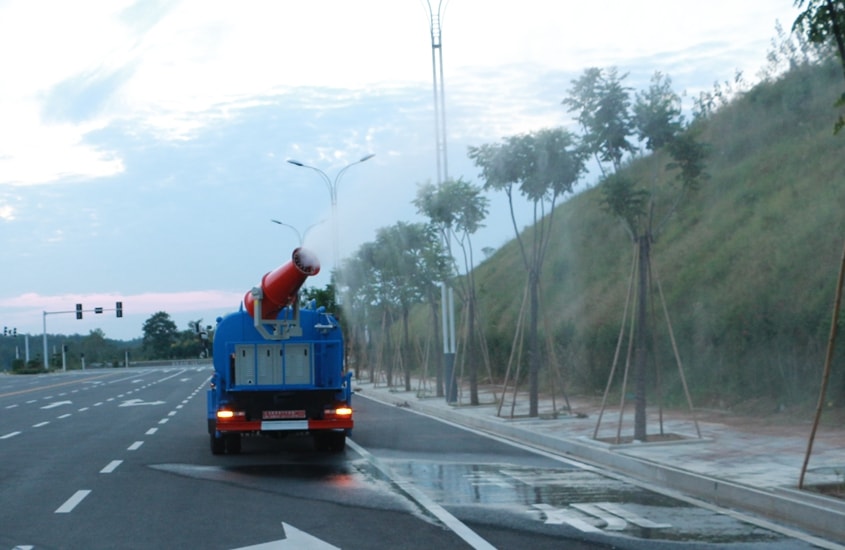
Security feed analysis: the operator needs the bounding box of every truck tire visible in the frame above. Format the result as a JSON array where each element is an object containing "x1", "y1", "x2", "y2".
[
  {"x1": 225, "y1": 433, "x2": 242, "y2": 454},
  {"x1": 210, "y1": 434, "x2": 225, "y2": 455}
]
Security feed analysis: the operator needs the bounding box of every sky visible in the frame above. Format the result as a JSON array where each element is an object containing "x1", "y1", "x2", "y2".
[{"x1": 0, "y1": 0, "x2": 802, "y2": 343}]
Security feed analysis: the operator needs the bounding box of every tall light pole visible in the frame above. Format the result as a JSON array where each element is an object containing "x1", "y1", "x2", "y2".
[
  {"x1": 425, "y1": 0, "x2": 455, "y2": 401},
  {"x1": 426, "y1": 0, "x2": 449, "y2": 185},
  {"x1": 271, "y1": 219, "x2": 325, "y2": 246},
  {"x1": 286, "y1": 154, "x2": 375, "y2": 277}
]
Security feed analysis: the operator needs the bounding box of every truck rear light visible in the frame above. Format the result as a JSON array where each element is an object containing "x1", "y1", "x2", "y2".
[
  {"x1": 335, "y1": 406, "x2": 352, "y2": 417},
  {"x1": 217, "y1": 409, "x2": 245, "y2": 420}
]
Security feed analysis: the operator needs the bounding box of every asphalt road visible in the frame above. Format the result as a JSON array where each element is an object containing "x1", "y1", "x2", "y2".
[{"x1": 0, "y1": 367, "x2": 828, "y2": 549}]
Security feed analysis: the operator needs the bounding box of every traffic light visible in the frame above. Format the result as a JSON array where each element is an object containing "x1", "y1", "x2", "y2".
[
  {"x1": 3, "y1": 326, "x2": 6, "y2": 336},
  {"x1": 12, "y1": 328, "x2": 16, "y2": 337},
  {"x1": 116, "y1": 301, "x2": 123, "y2": 318},
  {"x1": 76, "y1": 303, "x2": 83, "y2": 320}
]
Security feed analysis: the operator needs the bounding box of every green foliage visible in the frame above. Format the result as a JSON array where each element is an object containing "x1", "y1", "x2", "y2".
[
  {"x1": 599, "y1": 173, "x2": 649, "y2": 234},
  {"x1": 793, "y1": 0, "x2": 845, "y2": 132},
  {"x1": 339, "y1": 221, "x2": 449, "y2": 387},
  {"x1": 302, "y1": 284, "x2": 339, "y2": 311},
  {"x1": 142, "y1": 311, "x2": 178, "y2": 359},
  {"x1": 469, "y1": 59, "x2": 845, "y2": 407},
  {"x1": 563, "y1": 67, "x2": 635, "y2": 170}
]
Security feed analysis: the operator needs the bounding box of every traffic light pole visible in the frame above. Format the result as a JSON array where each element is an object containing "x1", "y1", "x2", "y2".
[{"x1": 42, "y1": 302, "x2": 124, "y2": 371}]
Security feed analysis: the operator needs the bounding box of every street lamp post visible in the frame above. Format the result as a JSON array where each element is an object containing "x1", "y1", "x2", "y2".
[
  {"x1": 271, "y1": 219, "x2": 326, "y2": 247},
  {"x1": 286, "y1": 154, "x2": 375, "y2": 277}
]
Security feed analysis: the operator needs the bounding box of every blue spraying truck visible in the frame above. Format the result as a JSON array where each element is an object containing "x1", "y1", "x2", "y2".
[{"x1": 207, "y1": 247, "x2": 353, "y2": 454}]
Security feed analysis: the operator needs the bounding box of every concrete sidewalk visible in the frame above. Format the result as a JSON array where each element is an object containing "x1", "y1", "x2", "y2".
[{"x1": 353, "y1": 378, "x2": 845, "y2": 546}]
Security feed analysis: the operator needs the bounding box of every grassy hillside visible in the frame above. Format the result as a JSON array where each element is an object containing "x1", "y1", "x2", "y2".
[{"x1": 469, "y1": 60, "x2": 845, "y2": 408}]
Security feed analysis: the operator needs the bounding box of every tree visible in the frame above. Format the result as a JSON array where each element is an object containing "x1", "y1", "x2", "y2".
[
  {"x1": 469, "y1": 128, "x2": 586, "y2": 417},
  {"x1": 414, "y1": 177, "x2": 489, "y2": 401},
  {"x1": 564, "y1": 68, "x2": 708, "y2": 441},
  {"x1": 168, "y1": 319, "x2": 212, "y2": 359},
  {"x1": 793, "y1": 0, "x2": 845, "y2": 488},
  {"x1": 80, "y1": 329, "x2": 112, "y2": 366},
  {"x1": 339, "y1": 223, "x2": 448, "y2": 389},
  {"x1": 338, "y1": 243, "x2": 383, "y2": 382},
  {"x1": 302, "y1": 284, "x2": 339, "y2": 312},
  {"x1": 371, "y1": 222, "x2": 448, "y2": 391},
  {"x1": 794, "y1": 0, "x2": 845, "y2": 131},
  {"x1": 142, "y1": 312, "x2": 178, "y2": 359}
]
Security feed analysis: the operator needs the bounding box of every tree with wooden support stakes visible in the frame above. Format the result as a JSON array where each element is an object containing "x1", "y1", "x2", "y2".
[
  {"x1": 469, "y1": 127, "x2": 587, "y2": 418},
  {"x1": 564, "y1": 68, "x2": 708, "y2": 441},
  {"x1": 793, "y1": 0, "x2": 845, "y2": 489},
  {"x1": 414, "y1": 177, "x2": 490, "y2": 402}
]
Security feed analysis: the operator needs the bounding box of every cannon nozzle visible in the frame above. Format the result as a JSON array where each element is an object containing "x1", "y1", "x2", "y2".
[{"x1": 244, "y1": 247, "x2": 321, "y2": 320}]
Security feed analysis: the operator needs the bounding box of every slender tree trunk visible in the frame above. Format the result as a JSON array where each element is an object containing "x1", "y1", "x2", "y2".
[
  {"x1": 431, "y1": 299, "x2": 443, "y2": 397},
  {"x1": 528, "y1": 268, "x2": 541, "y2": 417},
  {"x1": 403, "y1": 307, "x2": 412, "y2": 391},
  {"x1": 634, "y1": 234, "x2": 651, "y2": 441},
  {"x1": 468, "y1": 291, "x2": 479, "y2": 405}
]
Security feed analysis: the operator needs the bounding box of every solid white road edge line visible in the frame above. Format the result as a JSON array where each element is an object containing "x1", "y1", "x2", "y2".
[
  {"x1": 356, "y1": 392, "x2": 845, "y2": 550},
  {"x1": 346, "y1": 439, "x2": 497, "y2": 550}
]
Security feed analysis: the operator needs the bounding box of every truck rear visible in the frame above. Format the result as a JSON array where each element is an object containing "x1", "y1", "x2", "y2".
[{"x1": 207, "y1": 248, "x2": 353, "y2": 454}]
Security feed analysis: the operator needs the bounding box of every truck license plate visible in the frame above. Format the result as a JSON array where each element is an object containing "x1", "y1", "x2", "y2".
[{"x1": 262, "y1": 410, "x2": 306, "y2": 420}]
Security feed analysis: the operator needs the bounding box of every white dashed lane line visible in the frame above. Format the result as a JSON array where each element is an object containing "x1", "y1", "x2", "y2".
[
  {"x1": 7, "y1": 374, "x2": 210, "y2": 521},
  {"x1": 55, "y1": 490, "x2": 91, "y2": 513},
  {"x1": 100, "y1": 460, "x2": 123, "y2": 474}
]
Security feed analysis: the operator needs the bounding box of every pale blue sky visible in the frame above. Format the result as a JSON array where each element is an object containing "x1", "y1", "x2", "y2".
[{"x1": 0, "y1": 0, "x2": 800, "y2": 340}]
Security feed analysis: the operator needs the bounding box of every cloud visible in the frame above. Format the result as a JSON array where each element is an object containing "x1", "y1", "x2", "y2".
[
  {"x1": 42, "y1": 63, "x2": 138, "y2": 124},
  {"x1": 0, "y1": 103, "x2": 125, "y2": 186}
]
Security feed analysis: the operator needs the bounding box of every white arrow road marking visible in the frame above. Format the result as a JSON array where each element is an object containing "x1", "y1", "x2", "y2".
[
  {"x1": 532, "y1": 504, "x2": 603, "y2": 533},
  {"x1": 570, "y1": 503, "x2": 627, "y2": 530},
  {"x1": 55, "y1": 490, "x2": 91, "y2": 513},
  {"x1": 233, "y1": 522, "x2": 341, "y2": 549},
  {"x1": 594, "y1": 502, "x2": 671, "y2": 529},
  {"x1": 119, "y1": 399, "x2": 165, "y2": 407},
  {"x1": 41, "y1": 401, "x2": 72, "y2": 409}
]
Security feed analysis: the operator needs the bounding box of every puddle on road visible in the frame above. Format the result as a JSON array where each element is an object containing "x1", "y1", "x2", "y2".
[
  {"x1": 389, "y1": 460, "x2": 788, "y2": 545},
  {"x1": 149, "y1": 458, "x2": 425, "y2": 518}
]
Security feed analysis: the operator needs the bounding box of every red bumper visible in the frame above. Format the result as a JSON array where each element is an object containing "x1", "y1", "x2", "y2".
[{"x1": 215, "y1": 417, "x2": 353, "y2": 433}]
